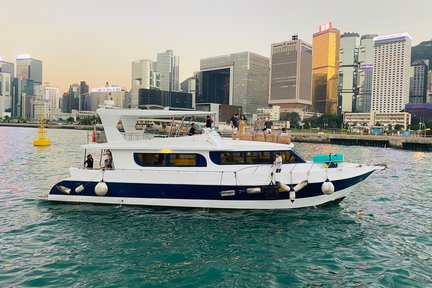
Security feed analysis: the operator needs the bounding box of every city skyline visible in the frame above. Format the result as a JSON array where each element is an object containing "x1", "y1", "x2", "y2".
[{"x1": 2, "y1": 0, "x2": 431, "y2": 93}]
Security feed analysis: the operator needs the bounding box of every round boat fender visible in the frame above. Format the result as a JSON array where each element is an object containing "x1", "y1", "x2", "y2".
[
  {"x1": 75, "y1": 184, "x2": 85, "y2": 193},
  {"x1": 95, "y1": 181, "x2": 108, "y2": 196},
  {"x1": 289, "y1": 190, "x2": 296, "y2": 202},
  {"x1": 321, "y1": 179, "x2": 335, "y2": 195}
]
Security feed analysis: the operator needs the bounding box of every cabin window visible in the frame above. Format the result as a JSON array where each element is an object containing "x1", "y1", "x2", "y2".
[
  {"x1": 209, "y1": 150, "x2": 305, "y2": 165},
  {"x1": 245, "y1": 152, "x2": 271, "y2": 164},
  {"x1": 134, "y1": 153, "x2": 207, "y2": 167},
  {"x1": 134, "y1": 153, "x2": 167, "y2": 166},
  {"x1": 221, "y1": 152, "x2": 244, "y2": 164}
]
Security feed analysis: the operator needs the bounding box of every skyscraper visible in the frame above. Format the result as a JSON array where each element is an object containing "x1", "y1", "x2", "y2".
[
  {"x1": 43, "y1": 85, "x2": 60, "y2": 110},
  {"x1": 357, "y1": 34, "x2": 377, "y2": 112},
  {"x1": 0, "y1": 73, "x2": 12, "y2": 117},
  {"x1": 131, "y1": 59, "x2": 159, "y2": 108},
  {"x1": 269, "y1": 36, "x2": 312, "y2": 113},
  {"x1": 410, "y1": 59, "x2": 429, "y2": 103},
  {"x1": 16, "y1": 54, "x2": 42, "y2": 84},
  {"x1": 156, "y1": 50, "x2": 179, "y2": 92},
  {"x1": 11, "y1": 77, "x2": 34, "y2": 118},
  {"x1": 312, "y1": 22, "x2": 340, "y2": 114},
  {"x1": 0, "y1": 59, "x2": 14, "y2": 117},
  {"x1": 198, "y1": 51, "x2": 269, "y2": 114},
  {"x1": 338, "y1": 32, "x2": 359, "y2": 114},
  {"x1": 0, "y1": 60, "x2": 14, "y2": 76},
  {"x1": 372, "y1": 33, "x2": 412, "y2": 113},
  {"x1": 80, "y1": 81, "x2": 89, "y2": 110}
]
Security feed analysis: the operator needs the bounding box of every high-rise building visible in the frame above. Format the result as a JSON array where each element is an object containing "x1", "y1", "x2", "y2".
[
  {"x1": 156, "y1": 50, "x2": 179, "y2": 92},
  {"x1": 338, "y1": 32, "x2": 359, "y2": 114},
  {"x1": 43, "y1": 85, "x2": 60, "y2": 110},
  {"x1": 181, "y1": 76, "x2": 197, "y2": 108},
  {"x1": 138, "y1": 89, "x2": 192, "y2": 109},
  {"x1": 88, "y1": 86, "x2": 129, "y2": 110},
  {"x1": 0, "y1": 73, "x2": 12, "y2": 117},
  {"x1": 198, "y1": 51, "x2": 269, "y2": 115},
  {"x1": 0, "y1": 60, "x2": 14, "y2": 76},
  {"x1": 357, "y1": 34, "x2": 377, "y2": 112},
  {"x1": 409, "y1": 59, "x2": 429, "y2": 103},
  {"x1": 0, "y1": 59, "x2": 15, "y2": 117},
  {"x1": 16, "y1": 54, "x2": 42, "y2": 84},
  {"x1": 80, "y1": 81, "x2": 89, "y2": 110},
  {"x1": 428, "y1": 71, "x2": 432, "y2": 103},
  {"x1": 312, "y1": 22, "x2": 340, "y2": 114},
  {"x1": 62, "y1": 83, "x2": 80, "y2": 113},
  {"x1": 11, "y1": 77, "x2": 34, "y2": 118},
  {"x1": 269, "y1": 36, "x2": 312, "y2": 114},
  {"x1": 372, "y1": 33, "x2": 412, "y2": 113},
  {"x1": 131, "y1": 59, "x2": 160, "y2": 108}
]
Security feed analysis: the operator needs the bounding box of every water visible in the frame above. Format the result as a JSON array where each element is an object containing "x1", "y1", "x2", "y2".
[{"x1": 1, "y1": 126, "x2": 431, "y2": 287}]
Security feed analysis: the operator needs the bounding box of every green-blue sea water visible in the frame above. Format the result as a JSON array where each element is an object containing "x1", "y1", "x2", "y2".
[{"x1": 0, "y1": 127, "x2": 431, "y2": 287}]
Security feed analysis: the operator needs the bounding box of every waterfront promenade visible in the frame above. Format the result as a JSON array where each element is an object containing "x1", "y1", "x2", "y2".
[
  {"x1": 0, "y1": 122, "x2": 94, "y2": 130},
  {"x1": 291, "y1": 132, "x2": 432, "y2": 151}
]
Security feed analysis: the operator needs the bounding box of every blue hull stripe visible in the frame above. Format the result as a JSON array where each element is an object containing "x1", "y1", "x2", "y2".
[{"x1": 49, "y1": 171, "x2": 374, "y2": 201}]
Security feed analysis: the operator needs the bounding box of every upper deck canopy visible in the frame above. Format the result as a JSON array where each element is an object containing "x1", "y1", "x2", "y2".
[{"x1": 97, "y1": 108, "x2": 215, "y2": 142}]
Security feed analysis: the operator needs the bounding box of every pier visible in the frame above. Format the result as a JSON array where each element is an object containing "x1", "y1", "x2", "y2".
[{"x1": 291, "y1": 133, "x2": 432, "y2": 151}]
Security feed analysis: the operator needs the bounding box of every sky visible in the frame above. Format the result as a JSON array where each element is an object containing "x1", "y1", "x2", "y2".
[{"x1": 2, "y1": 0, "x2": 432, "y2": 93}]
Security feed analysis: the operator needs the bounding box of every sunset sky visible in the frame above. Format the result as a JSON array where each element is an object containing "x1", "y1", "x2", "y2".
[{"x1": 2, "y1": 0, "x2": 431, "y2": 93}]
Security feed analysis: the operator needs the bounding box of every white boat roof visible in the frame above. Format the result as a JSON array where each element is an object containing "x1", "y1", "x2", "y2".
[
  {"x1": 90, "y1": 108, "x2": 294, "y2": 152},
  {"x1": 97, "y1": 108, "x2": 213, "y2": 118},
  {"x1": 96, "y1": 108, "x2": 215, "y2": 143}
]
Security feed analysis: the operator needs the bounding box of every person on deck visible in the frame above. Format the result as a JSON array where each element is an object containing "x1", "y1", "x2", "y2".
[
  {"x1": 272, "y1": 152, "x2": 282, "y2": 173},
  {"x1": 254, "y1": 116, "x2": 262, "y2": 132},
  {"x1": 205, "y1": 115, "x2": 213, "y2": 128},
  {"x1": 103, "y1": 149, "x2": 113, "y2": 169},
  {"x1": 230, "y1": 113, "x2": 239, "y2": 139},
  {"x1": 239, "y1": 115, "x2": 247, "y2": 134},
  {"x1": 264, "y1": 117, "x2": 273, "y2": 134},
  {"x1": 84, "y1": 154, "x2": 94, "y2": 169},
  {"x1": 280, "y1": 128, "x2": 288, "y2": 136},
  {"x1": 189, "y1": 123, "x2": 198, "y2": 135}
]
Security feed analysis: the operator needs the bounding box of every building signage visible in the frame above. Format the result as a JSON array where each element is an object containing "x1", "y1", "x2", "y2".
[
  {"x1": 318, "y1": 22, "x2": 332, "y2": 32},
  {"x1": 91, "y1": 87, "x2": 122, "y2": 93},
  {"x1": 16, "y1": 54, "x2": 31, "y2": 60}
]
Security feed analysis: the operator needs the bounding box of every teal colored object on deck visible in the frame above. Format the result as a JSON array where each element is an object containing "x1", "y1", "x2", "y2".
[{"x1": 312, "y1": 153, "x2": 344, "y2": 163}]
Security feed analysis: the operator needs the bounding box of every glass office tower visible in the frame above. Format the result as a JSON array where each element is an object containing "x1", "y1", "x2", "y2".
[
  {"x1": 338, "y1": 32, "x2": 359, "y2": 114},
  {"x1": 16, "y1": 55, "x2": 42, "y2": 84},
  {"x1": 357, "y1": 34, "x2": 377, "y2": 112},
  {"x1": 312, "y1": 22, "x2": 340, "y2": 114}
]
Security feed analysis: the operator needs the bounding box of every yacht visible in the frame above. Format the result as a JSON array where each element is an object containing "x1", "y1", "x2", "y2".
[{"x1": 48, "y1": 108, "x2": 385, "y2": 209}]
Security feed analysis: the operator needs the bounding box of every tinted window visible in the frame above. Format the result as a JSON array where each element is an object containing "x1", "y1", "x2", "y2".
[
  {"x1": 210, "y1": 150, "x2": 304, "y2": 165},
  {"x1": 134, "y1": 153, "x2": 206, "y2": 167}
]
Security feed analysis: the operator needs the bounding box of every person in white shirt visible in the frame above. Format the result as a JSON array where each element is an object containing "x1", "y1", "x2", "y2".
[{"x1": 272, "y1": 153, "x2": 282, "y2": 173}]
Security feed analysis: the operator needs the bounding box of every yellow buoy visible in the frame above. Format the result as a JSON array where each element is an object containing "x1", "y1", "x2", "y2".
[{"x1": 33, "y1": 118, "x2": 51, "y2": 146}]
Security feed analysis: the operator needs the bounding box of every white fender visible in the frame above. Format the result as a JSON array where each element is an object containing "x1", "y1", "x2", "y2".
[
  {"x1": 56, "y1": 185, "x2": 71, "y2": 194},
  {"x1": 289, "y1": 191, "x2": 296, "y2": 202},
  {"x1": 276, "y1": 181, "x2": 290, "y2": 192},
  {"x1": 95, "y1": 182, "x2": 108, "y2": 196},
  {"x1": 321, "y1": 180, "x2": 335, "y2": 195},
  {"x1": 75, "y1": 185, "x2": 85, "y2": 193},
  {"x1": 293, "y1": 180, "x2": 308, "y2": 192}
]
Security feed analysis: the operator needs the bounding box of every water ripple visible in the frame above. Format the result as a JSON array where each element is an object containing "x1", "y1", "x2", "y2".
[{"x1": 0, "y1": 128, "x2": 431, "y2": 287}]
